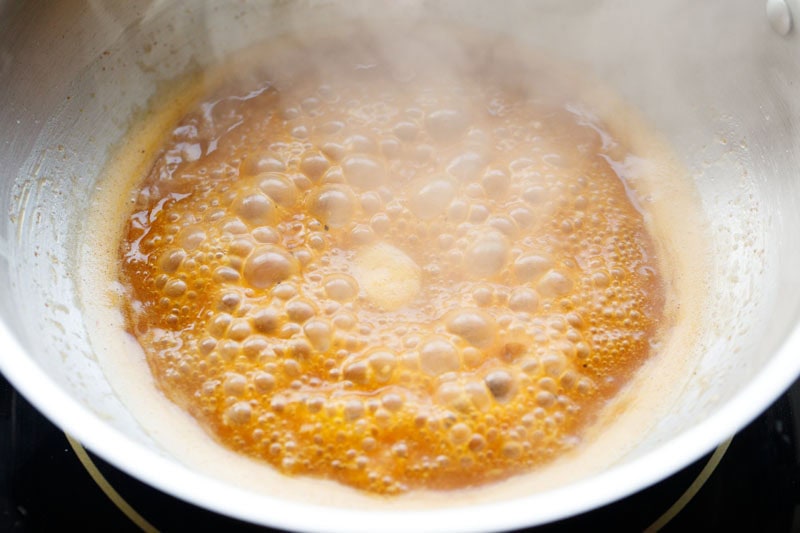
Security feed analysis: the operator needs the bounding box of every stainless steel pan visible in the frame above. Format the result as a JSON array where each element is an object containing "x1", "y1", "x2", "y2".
[{"x1": 1, "y1": 1, "x2": 799, "y2": 531}]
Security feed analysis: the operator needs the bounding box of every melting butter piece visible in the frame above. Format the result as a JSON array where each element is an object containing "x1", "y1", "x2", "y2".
[{"x1": 354, "y1": 242, "x2": 421, "y2": 311}]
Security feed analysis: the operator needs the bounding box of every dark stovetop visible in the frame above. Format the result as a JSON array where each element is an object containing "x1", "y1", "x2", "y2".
[{"x1": 2, "y1": 372, "x2": 800, "y2": 532}]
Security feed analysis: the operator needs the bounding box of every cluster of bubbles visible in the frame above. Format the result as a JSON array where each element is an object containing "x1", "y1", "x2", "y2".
[{"x1": 120, "y1": 37, "x2": 663, "y2": 494}]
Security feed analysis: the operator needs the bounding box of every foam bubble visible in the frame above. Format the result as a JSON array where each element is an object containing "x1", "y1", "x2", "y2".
[
  {"x1": 465, "y1": 232, "x2": 510, "y2": 278},
  {"x1": 410, "y1": 179, "x2": 455, "y2": 220},
  {"x1": 323, "y1": 274, "x2": 359, "y2": 302},
  {"x1": 425, "y1": 108, "x2": 468, "y2": 143},
  {"x1": 445, "y1": 309, "x2": 496, "y2": 348},
  {"x1": 308, "y1": 184, "x2": 357, "y2": 228},
  {"x1": 419, "y1": 337, "x2": 461, "y2": 376},
  {"x1": 258, "y1": 173, "x2": 298, "y2": 207},
  {"x1": 342, "y1": 155, "x2": 387, "y2": 189},
  {"x1": 243, "y1": 246, "x2": 298, "y2": 289}
]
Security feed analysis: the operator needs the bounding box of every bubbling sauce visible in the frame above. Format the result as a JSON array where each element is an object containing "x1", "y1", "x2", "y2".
[{"x1": 119, "y1": 30, "x2": 666, "y2": 494}]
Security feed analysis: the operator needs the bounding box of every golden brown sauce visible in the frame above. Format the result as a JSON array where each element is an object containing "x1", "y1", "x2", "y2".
[{"x1": 119, "y1": 31, "x2": 664, "y2": 494}]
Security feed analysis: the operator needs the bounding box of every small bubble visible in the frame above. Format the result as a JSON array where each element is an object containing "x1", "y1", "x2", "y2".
[
  {"x1": 351, "y1": 224, "x2": 375, "y2": 245},
  {"x1": 522, "y1": 186, "x2": 545, "y2": 204},
  {"x1": 258, "y1": 173, "x2": 298, "y2": 207},
  {"x1": 370, "y1": 213, "x2": 390, "y2": 234},
  {"x1": 502, "y1": 441, "x2": 522, "y2": 459},
  {"x1": 445, "y1": 309, "x2": 496, "y2": 348},
  {"x1": 286, "y1": 299, "x2": 316, "y2": 324},
  {"x1": 241, "y1": 153, "x2": 286, "y2": 176},
  {"x1": 332, "y1": 312, "x2": 356, "y2": 330},
  {"x1": 468, "y1": 204, "x2": 490, "y2": 223},
  {"x1": 368, "y1": 351, "x2": 397, "y2": 383},
  {"x1": 393, "y1": 121, "x2": 419, "y2": 141},
  {"x1": 592, "y1": 271, "x2": 611, "y2": 288},
  {"x1": 223, "y1": 373, "x2": 247, "y2": 396},
  {"x1": 345, "y1": 134, "x2": 379, "y2": 154},
  {"x1": 536, "y1": 390, "x2": 556, "y2": 408},
  {"x1": 324, "y1": 274, "x2": 359, "y2": 301},
  {"x1": 304, "y1": 319, "x2": 332, "y2": 351},
  {"x1": 229, "y1": 238, "x2": 254, "y2": 257},
  {"x1": 462, "y1": 346, "x2": 483, "y2": 368},
  {"x1": 473, "y1": 287, "x2": 493, "y2": 306},
  {"x1": 468, "y1": 434, "x2": 486, "y2": 452},
  {"x1": 410, "y1": 179, "x2": 455, "y2": 220},
  {"x1": 251, "y1": 226, "x2": 279, "y2": 245},
  {"x1": 425, "y1": 108, "x2": 468, "y2": 143},
  {"x1": 576, "y1": 342, "x2": 591, "y2": 359},
  {"x1": 541, "y1": 352, "x2": 566, "y2": 376},
  {"x1": 233, "y1": 190, "x2": 277, "y2": 226},
  {"x1": 254, "y1": 372, "x2": 276, "y2": 393},
  {"x1": 510, "y1": 207, "x2": 534, "y2": 228},
  {"x1": 163, "y1": 279, "x2": 187, "y2": 298},
  {"x1": 308, "y1": 184, "x2": 357, "y2": 228},
  {"x1": 465, "y1": 380, "x2": 492, "y2": 411},
  {"x1": 392, "y1": 442, "x2": 409, "y2": 457},
  {"x1": 447, "y1": 199, "x2": 469, "y2": 222},
  {"x1": 213, "y1": 266, "x2": 240, "y2": 283},
  {"x1": 252, "y1": 308, "x2": 279, "y2": 333},
  {"x1": 509, "y1": 288, "x2": 539, "y2": 313},
  {"x1": 450, "y1": 423, "x2": 471, "y2": 445},
  {"x1": 344, "y1": 399, "x2": 365, "y2": 420},
  {"x1": 482, "y1": 169, "x2": 510, "y2": 199},
  {"x1": 272, "y1": 282, "x2": 298, "y2": 300},
  {"x1": 177, "y1": 225, "x2": 206, "y2": 251},
  {"x1": 485, "y1": 370, "x2": 514, "y2": 401},
  {"x1": 208, "y1": 313, "x2": 233, "y2": 338},
  {"x1": 226, "y1": 401, "x2": 252, "y2": 425},
  {"x1": 488, "y1": 215, "x2": 518, "y2": 237},
  {"x1": 538, "y1": 270, "x2": 573, "y2": 298},
  {"x1": 321, "y1": 142, "x2": 346, "y2": 161},
  {"x1": 291, "y1": 124, "x2": 309, "y2": 139},
  {"x1": 381, "y1": 393, "x2": 404, "y2": 411},
  {"x1": 243, "y1": 246, "x2": 298, "y2": 289},
  {"x1": 359, "y1": 191, "x2": 383, "y2": 214},
  {"x1": 513, "y1": 254, "x2": 552, "y2": 282},
  {"x1": 560, "y1": 370, "x2": 578, "y2": 389},
  {"x1": 228, "y1": 319, "x2": 252, "y2": 341},
  {"x1": 419, "y1": 337, "x2": 461, "y2": 376},
  {"x1": 447, "y1": 151, "x2": 487, "y2": 182},
  {"x1": 220, "y1": 218, "x2": 248, "y2": 235},
  {"x1": 465, "y1": 232, "x2": 510, "y2": 278},
  {"x1": 342, "y1": 155, "x2": 387, "y2": 189},
  {"x1": 576, "y1": 377, "x2": 595, "y2": 394},
  {"x1": 343, "y1": 360, "x2": 368, "y2": 383},
  {"x1": 159, "y1": 249, "x2": 186, "y2": 274}
]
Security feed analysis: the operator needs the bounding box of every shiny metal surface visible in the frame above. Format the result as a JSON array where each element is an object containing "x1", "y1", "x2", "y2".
[{"x1": 1, "y1": 1, "x2": 799, "y2": 530}]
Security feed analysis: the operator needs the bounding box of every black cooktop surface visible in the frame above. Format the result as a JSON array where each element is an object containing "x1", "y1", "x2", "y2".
[{"x1": 1, "y1": 372, "x2": 799, "y2": 532}]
